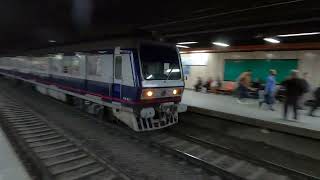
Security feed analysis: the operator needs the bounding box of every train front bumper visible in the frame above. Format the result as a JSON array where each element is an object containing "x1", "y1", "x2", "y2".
[{"x1": 140, "y1": 103, "x2": 187, "y2": 119}]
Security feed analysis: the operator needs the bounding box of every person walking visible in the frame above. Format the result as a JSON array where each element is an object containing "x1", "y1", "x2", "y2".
[
  {"x1": 282, "y1": 70, "x2": 305, "y2": 120},
  {"x1": 237, "y1": 71, "x2": 254, "y2": 103},
  {"x1": 260, "y1": 69, "x2": 277, "y2": 110},
  {"x1": 309, "y1": 86, "x2": 320, "y2": 117}
]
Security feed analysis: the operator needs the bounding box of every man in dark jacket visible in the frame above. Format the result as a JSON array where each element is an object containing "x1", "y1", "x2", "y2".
[
  {"x1": 282, "y1": 70, "x2": 305, "y2": 120},
  {"x1": 309, "y1": 87, "x2": 320, "y2": 117}
]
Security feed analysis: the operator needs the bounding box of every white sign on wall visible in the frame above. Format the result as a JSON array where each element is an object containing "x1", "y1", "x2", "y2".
[{"x1": 181, "y1": 53, "x2": 209, "y2": 66}]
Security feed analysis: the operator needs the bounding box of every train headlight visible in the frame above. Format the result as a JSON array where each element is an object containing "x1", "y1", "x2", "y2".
[
  {"x1": 172, "y1": 88, "x2": 182, "y2": 96},
  {"x1": 173, "y1": 89, "x2": 178, "y2": 95},
  {"x1": 147, "y1": 91, "x2": 153, "y2": 97},
  {"x1": 142, "y1": 89, "x2": 155, "y2": 99}
]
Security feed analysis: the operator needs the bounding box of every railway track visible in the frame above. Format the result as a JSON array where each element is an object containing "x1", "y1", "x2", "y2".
[
  {"x1": 145, "y1": 129, "x2": 320, "y2": 180},
  {"x1": 0, "y1": 94, "x2": 130, "y2": 180},
  {"x1": 169, "y1": 127, "x2": 320, "y2": 180}
]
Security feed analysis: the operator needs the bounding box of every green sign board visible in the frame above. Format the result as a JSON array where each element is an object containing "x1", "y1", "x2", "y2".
[{"x1": 224, "y1": 59, "x2": 298, "y2": 83}]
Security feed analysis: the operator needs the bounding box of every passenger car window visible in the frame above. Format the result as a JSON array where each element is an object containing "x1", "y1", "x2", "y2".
[
  {"x1": 115, "y1": 56, "x2": 122, "y2": 79},
  {"x1": 88, "y1": 55, "x2": 104, "y2": 77}
]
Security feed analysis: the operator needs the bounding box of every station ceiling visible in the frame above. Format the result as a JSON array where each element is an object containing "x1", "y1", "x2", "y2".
[{"x1": 0, "y1": 0, "x2": 319, "y2": 54}]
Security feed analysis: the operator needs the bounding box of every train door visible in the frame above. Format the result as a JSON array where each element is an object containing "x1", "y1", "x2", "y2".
[
  {"x1": 113, "y1": 53, "x2": 122, "y2": 100},
  {"x1": 113, "y1": 49, "x2": 134, "y2": 101}
]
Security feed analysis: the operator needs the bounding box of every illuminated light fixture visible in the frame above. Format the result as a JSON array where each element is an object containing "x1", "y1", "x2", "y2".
[
  {"x1": 179, "y1": 51, "x2": 187, "y2": 54},
  {"x1": 166, "y1": 69, "x2": 180, "y2": 73},
  {"x1": 173, "y1": 89, "x2": 178, "y2": 95},
  {"x1": 177, "y1": 42, "x2": 198, "y2": 45},
  {"x1": 176, "y1": 45, "x2": 190, "y2": 48},
  {"x1": 49, "y1": 40, "x2": 56, "y2": 43},
  {"x1": 191, "y1": 50, "x2": 209, "y2": 53},
  {"x1": 212, "y1": 42, "x2": 230, "y2": 47},
  {"x1": 264, "y1": 38, "x2": 280, "y2": 44},
  {"x1": 146, "y1": 91, "x2": 153, "y2": 97},
  {"x1": 146, "y1": 74, "x2": 153, "y2": 79},
  {"x1": 277, "y1": 32, "x2": 320, "y2": 37}
]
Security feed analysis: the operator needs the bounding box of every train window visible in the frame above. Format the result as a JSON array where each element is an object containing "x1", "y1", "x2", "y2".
[
  {"x1": 51, "y1": 58, "x2": 63, "y2": 73},
  {"x1": 115, "y1": 56, "x2": 122, "y2": 79},
  {"x1": 32, "y1": 57, "x2": 49, "y2": 72},
  {"x1": 87, "y1": 55, "x2": 103, "y2": 77},
  {"x1": 70, "y1": 58, "x2": 80, "y2": 75},
  {"x1": 140, "y1": 44, "x2": 181, "y2": 80},
  {"x1": 61, "y1": 56, "x2": 81, "y2": 76}
]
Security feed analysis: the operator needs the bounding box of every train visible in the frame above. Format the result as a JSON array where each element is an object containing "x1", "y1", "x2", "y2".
[{"x1": 0, "y1": 39, "x2": 187, "y2": 131}]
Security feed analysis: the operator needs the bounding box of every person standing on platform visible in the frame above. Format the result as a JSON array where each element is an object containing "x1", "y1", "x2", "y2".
[
  {"x1": 282, "y1": 70, "x2": 305, "y2": 120},
  {"x1": 309, "y1": 86, "x2": 320, "y2": 117},
  {"x1": 260, "y1": 69, "x2": 277, "y2": 110}
]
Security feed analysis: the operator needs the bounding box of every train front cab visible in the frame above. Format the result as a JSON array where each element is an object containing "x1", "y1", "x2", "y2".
[{"x1": 112, "y1": 42, "x2": 187, "y2": 131}]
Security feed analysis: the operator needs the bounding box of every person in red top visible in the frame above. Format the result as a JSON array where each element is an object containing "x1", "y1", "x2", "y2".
[{"x1": 203, "y1": 77, "x2": 213, "y2": 92}]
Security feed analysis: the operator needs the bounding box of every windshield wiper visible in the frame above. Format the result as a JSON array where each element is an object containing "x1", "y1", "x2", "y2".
[{"x1": 166, "y1": 64, "x2": 176, "y2": 80}]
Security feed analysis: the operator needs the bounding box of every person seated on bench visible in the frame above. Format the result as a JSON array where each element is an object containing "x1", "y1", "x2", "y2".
[
  {"x1": 203, "y1": 77, "x2": 213, "y2": 92},
  {"x1": 194, "y1": 77, "x2": 203, "y2": 92}
]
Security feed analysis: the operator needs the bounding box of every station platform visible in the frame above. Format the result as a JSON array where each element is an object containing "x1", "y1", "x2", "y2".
[
  {"x1": 182, "y1": 90, "x2": 320, "y2": 139},
  {"x1": 0, "y1": 126, "x2": 31, "y2": 180}
]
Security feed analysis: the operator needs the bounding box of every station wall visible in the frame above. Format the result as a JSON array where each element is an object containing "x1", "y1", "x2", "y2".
[{"x1": 181, "y1": 50, "x2": 320, "y2": 90}]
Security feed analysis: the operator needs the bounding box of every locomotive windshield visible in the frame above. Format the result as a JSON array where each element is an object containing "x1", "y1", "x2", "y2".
[{"x1": 140, "y1": 44, "x2": 182, "y2": 80}]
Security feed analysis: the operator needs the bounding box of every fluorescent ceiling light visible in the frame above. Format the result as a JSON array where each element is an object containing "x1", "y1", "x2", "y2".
[
  {"x1": 191, "y1": 50, "x2": 208, "y2": 53},
  {"x1": 49, "y1": 40, "x2": 56, "y2": 43},
  {"x1": 277, "y1": 32, "x2": 320, "y2": 37},
  {"x1": 176, "y1": 45, "x2": 190, "y2": 48},
  {"x1": 264, "y1": 38, "x2": 280, "y2": 44},
  {"x1": 177, "y1": 42, "x2": 198, "y2": 45},
  {"x1": 212, "y1": 42, "x2": 230, "y2": 47}
]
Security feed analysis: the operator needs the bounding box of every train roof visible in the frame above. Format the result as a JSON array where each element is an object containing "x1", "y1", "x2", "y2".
[{"x1": 15, "y1": 38, "x2": 176, "y2": 57}]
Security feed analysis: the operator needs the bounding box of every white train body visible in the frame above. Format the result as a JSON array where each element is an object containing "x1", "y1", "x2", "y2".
[{"x1": 0, "y1": 40, "x2": 187, "y2": 131}]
